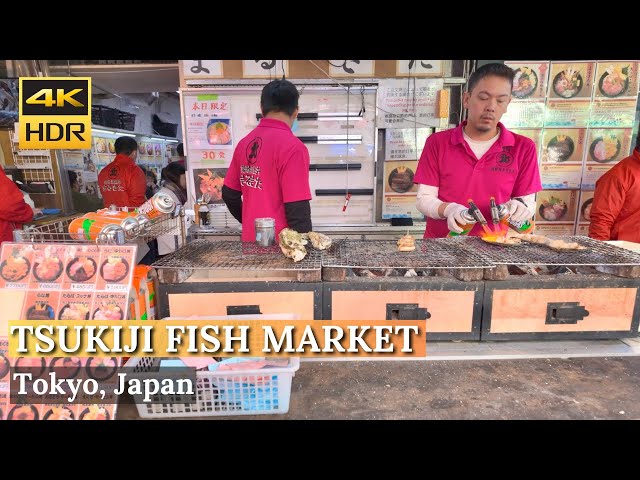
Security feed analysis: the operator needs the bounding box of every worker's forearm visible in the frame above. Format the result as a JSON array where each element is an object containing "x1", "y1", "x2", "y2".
[{"x1": 221, "y1": 185, "x2": 243, "y2": 223}]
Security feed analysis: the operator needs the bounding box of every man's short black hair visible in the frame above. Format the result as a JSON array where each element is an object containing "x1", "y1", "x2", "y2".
[
  {"x1": 467, "y1": 63, "x2": 515, "y2": 93},
  {"x1": 260, "y1": 79, "x2": 299, "y2": 117},
  {"x1": 162, "y1": 161, "x2": 186, "y2": 186},
  {"x1": 177, "y1": 143, "x2": 184, "y2": 156},
  {"x1": 114, "y1": 136, "x2": 138, "y2": 155}
]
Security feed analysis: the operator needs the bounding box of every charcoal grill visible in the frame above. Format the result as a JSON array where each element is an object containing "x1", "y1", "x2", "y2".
[
  {"x1": 153, "y1": 239, "x2": 322, "y2": 275},
  {"x1": 463, "y1": 236, "x2": 640, "y2": 268},
  {"x1": 463, "y1": 236, "x2": 640, "y2": 341},
  {"x1": 152, "y1": 239, "x2": 323, "y2": 320}
]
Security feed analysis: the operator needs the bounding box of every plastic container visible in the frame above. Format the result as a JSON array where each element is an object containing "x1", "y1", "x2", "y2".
[{"x1": 124, "y1": 356, "x2": 300, "y2": 418}]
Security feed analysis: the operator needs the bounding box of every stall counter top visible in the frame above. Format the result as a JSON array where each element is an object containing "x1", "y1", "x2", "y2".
[{"x1": 191, "y1": 224, "x2": 427, "y2": 240}]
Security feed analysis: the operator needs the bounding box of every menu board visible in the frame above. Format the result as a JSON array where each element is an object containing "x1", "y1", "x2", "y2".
[
  {"x1": 577, "y1": 190, "x2": 595, "y2": 224},
  {"x1": 548, "y1": 62, "x2": 596, "y2": 100},
  {"x1": 540, "y1": 164, "x2": 583, "y2": 189},
  {"x1": 581, "y1": 164, "x2": 614, "y2": 190},
  {"x1": 540, "y1": 128, "x2": 587, "y2": 164},
  {"x1": 382, "y1": 127, "x2": 424, "y2": 219},
  {"x1": 535, "y1": 223, "x2": 576, "y2": 235},
  {"x1": 585, "y1": 128, "x2": 633, "y2": 164},
  {"x1": 0, "y1": 243, "x2": 136, "y2": 320},
  {"x1": 0, "y1": 242, "x2": 135, "y2": 421},
  {"x1": 506, "y1": 62, "x2": 550, "y2": 100},
  {"x1": 183, "y1": 94, "x2": 234, "y2": 158},
  {"x1": 535, "y1": 189, "x2": 579, "y2": 223},
  {"x1": 594, "y1": 62, "x2": 639, "y2": 99}
]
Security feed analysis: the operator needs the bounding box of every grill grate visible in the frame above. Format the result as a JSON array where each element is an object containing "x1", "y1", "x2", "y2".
[
  {"x1": 322, "y1": 238, "x2": 493, "y2": 269},
  {"x1": 152, "y1": 239, "x2": 322, "y2": 271},
  {"x1": 462, "y1": 236, "x2": 640, "y2": 266}
]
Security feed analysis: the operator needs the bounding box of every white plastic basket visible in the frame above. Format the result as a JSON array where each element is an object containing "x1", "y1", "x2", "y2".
[{"x1": 124, "y1": 356, "x2": 300, "y2": 418}]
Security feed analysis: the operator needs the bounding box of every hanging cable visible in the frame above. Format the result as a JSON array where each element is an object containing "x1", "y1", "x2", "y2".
[{"x1": 343, "y1": 85, "x2": 351, "y2": 212}]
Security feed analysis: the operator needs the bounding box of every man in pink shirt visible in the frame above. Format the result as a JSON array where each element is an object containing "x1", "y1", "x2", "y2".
[
  {"x1": 414, "y1": 63, "x2": 542, "y2": 238},
  {"x1": 223, "y1": 79, "x2": 312, "y2": 241}
]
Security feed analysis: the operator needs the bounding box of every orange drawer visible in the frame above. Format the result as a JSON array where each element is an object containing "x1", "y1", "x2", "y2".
[
  {"x1": 159, "y1": 282, "x2": 322, "y2": 320},
  {"x1": 324, "y1": 279, "x2": 483, "y2": 340},
  {"x1": 482, "y1": 275, "x2": 640, "y2": 340}
]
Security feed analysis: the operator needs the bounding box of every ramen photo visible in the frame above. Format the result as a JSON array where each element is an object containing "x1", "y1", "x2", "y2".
[
  {"x1": 0, "y1": 254, "x2": 30, "y2": 282},
  {"x1": 33, "y1": 255, "x2": 64, "y2": 282},
  {"x1": 93, "y1": 303, "x2": 124, "y2": 320},
  {"x1": 66, "y1": 256, "x2": 97, "y2": 282},
  {"x1": 79, "y1": 406, "x2": 110, "y2": 420},
  {"x1": 546, "y1": 135, "x2": 575, "y2": 162},
  {"x1": 43, "y1": 407, "x2": 75, "y2": 420},
  {"x1": 512, "y1": 67, "x2": 538, "y2": 99},
  {"x1": 100, "y1": 256, "x2": 130, "y2": 282},
  {"x1": 59, "y1": 303, "x2": 91, "y2": 320},
  {"x1": 581, "y1": 198, "x2": 593, "y2": 222},
  {"x1": 589, "y1": 136, "x2": 621, "y2": 163},
  {"x1": 552, "y1": 69, "x2": 583, "y2": 98},
  {"x1": 388, "y1": 166, "x2": 415, "y2": 193},
  {"x1": 50, "y1": 356, "x2": 82, "y2": 379},
  {"x1": 7, "y1": 404, "x2": 39, "y2": 420},
  {"x1": 14, "y1": 357, "x2": 47, "y2": 379},
  {"x1": 206, "y1": 119, "x2": 232, "y2": 145},
  {"x1": 598, "y1": 64, "x2": 630, "y2": 98},
  {"x1": 86, "y1": 357, "x2": 118, "y2": 381},
  {"x1": 26, "y1": 302, "x2": 56, "y2": 320},
  {"x1": 95, "y1": 138, "x2": 107, "y2": 153},
  {"x1": 0, "y1": 352, "x2": 9, "y2": 378},
  {"x1": 539, "y1": 196, "x2": 569, "y2": 221}
]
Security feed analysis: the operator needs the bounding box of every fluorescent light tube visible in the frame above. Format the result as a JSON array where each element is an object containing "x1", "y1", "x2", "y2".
[{"x1": 92, "y1": 128, "x2": 116, "y2": 135}]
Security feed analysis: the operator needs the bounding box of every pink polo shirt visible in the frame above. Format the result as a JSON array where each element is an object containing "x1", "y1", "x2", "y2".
[
  {"x1": 414, "y1": 121, "x2": 542, "y2": 238},
  {"x1": 225, "y1": 118, "x2": 312, "y2": 241}
]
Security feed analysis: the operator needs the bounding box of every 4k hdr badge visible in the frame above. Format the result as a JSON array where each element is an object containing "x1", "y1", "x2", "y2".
[{"x1": 19, "y1": 77, "x2": 92, "y2": 149}]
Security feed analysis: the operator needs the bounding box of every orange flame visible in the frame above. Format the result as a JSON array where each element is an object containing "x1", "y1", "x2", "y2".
[{"x1": 480, "y1": 222, "x2": 509, "y2": 242}]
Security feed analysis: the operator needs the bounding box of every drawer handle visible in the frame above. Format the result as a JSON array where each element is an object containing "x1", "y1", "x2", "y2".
[
  {"x1": 386, "y1": 303, "x2": 430, "y2": 321},
  {"x1": 545, "y1": 302, "x2": 589, "y2": 325},
  {"x1": 227, "y1": 305, "x2": 262, "y2": 315}
]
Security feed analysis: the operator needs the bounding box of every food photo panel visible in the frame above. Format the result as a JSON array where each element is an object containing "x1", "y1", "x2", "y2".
[{"x1": 535, "y1": 190, "x2": 579, "y2": 223}]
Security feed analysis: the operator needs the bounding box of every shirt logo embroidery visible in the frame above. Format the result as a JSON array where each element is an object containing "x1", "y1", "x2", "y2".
[
  {"x1": 108, "y1": 166, "x2": 119, "y2": 178},
  {"x1": 496, "y1": 149, "x2": 514, "y2": 167},
  {"x1": 489, "y1": 148, "x2": 516, "y2": 174},
  {"x1": 246, "y1": 137, "x2": 263, "y2": 164}
]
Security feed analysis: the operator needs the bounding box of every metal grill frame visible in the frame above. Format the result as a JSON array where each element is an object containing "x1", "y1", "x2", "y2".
[
  {"x1": 462, "y1": 236, "x2": 640, "y2": 267},
  {"x1": 152, "y1": 239, "x2": 323, "y2": 272},
  {"x1": 321, "y1": 238, "x2": 494, "y2": 270}
]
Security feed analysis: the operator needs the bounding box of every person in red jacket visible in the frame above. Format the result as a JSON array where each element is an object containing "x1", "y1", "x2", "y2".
[
  {"x1": 589, "y1": 137, "x2": 640, "y2": 242},
  {"x1": 0, "y1": 166, "x2": 33, "y2": 244},
  {"x1": 98, "y1": 136, "x2": 146, "y2": 208}
]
